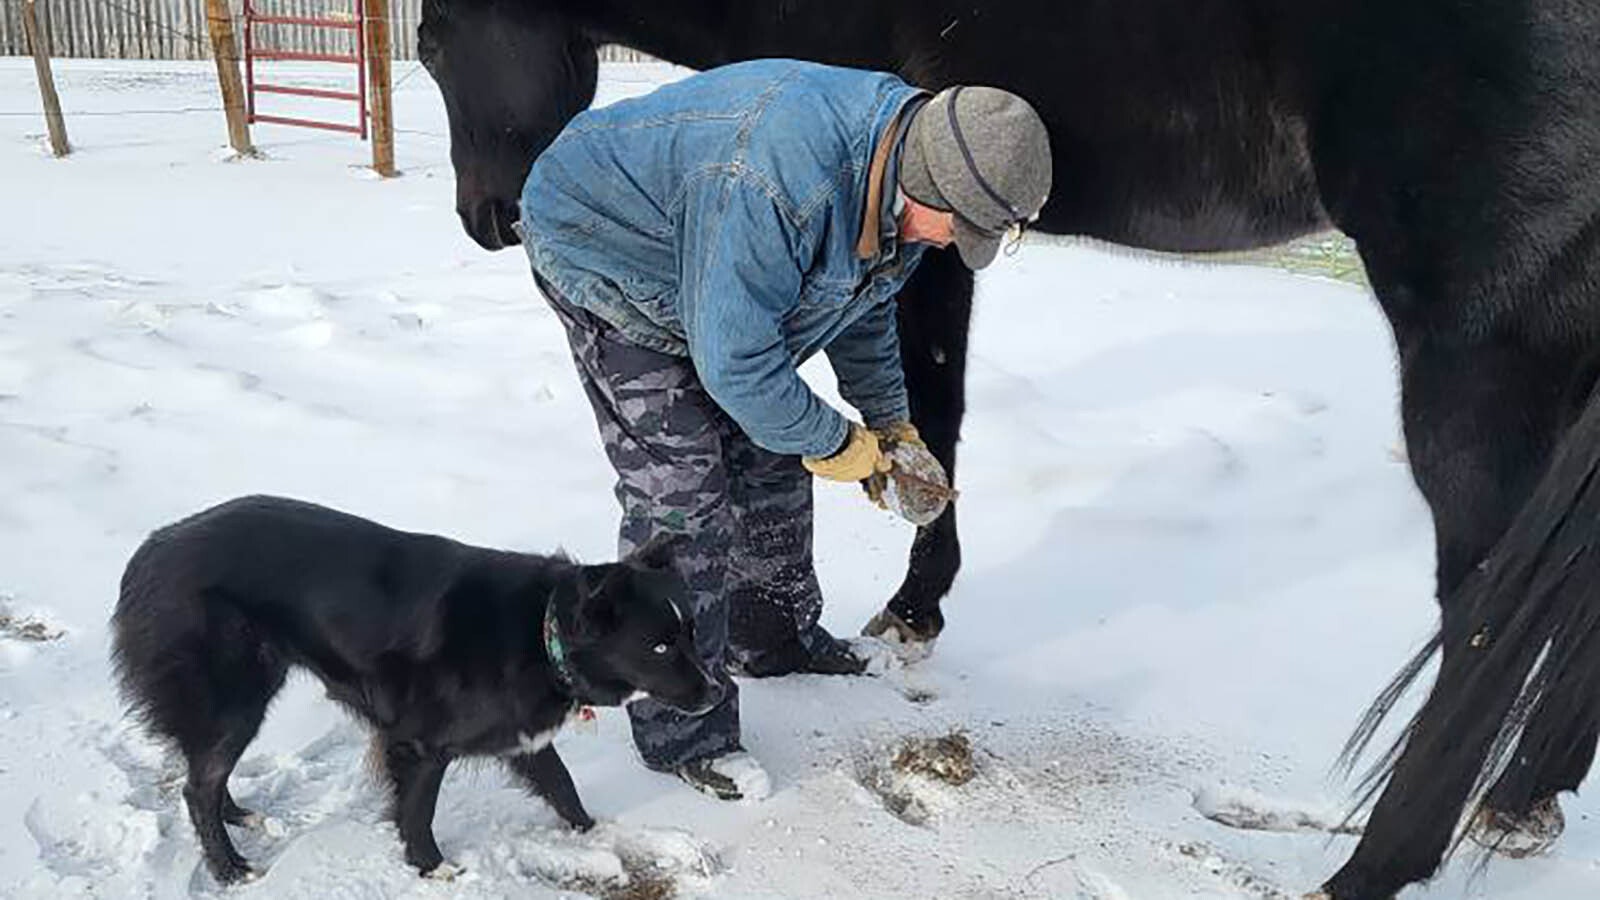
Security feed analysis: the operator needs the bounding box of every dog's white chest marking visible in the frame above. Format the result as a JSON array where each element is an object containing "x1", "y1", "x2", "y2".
[
  {"x1": 514, "y1": 726, "x2": 560, "y2": 755},
  {"x1": 508, "y1": 706, "x2": 583, "y2": 757}
]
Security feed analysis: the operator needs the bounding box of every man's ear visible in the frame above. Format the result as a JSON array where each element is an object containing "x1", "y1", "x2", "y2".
[
  {"x1": 625, "y1": 533, "x2": 686, "y2": 573},
  {"x1": 573, "y1": 564, "x2": 624, "y2": 637}
]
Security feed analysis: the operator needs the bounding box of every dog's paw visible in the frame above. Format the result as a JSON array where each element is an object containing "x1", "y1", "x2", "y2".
[
  {"x1": 211, "y1": 858, "x2": 261, "y2": 887},
  {"x1": 424, "y1": 861, "x2": 464, "y2": 881}
]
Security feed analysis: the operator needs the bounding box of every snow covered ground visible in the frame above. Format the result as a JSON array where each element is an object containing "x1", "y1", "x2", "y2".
[{"x1": 1, "y1": 59, "x2": 1597, "y2": 900}]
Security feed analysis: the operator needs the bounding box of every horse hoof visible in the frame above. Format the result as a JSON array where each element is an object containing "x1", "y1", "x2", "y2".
[
  {"x1": 1469, "y1": 797, "x2": 1565, "y2": 858},
  {"x1": 861, "y1": 609, "x2": 936, "y2": 660}
]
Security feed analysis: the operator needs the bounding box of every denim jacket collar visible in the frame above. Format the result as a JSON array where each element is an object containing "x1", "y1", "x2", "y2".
[{"x1": 856, "y1": 94, "x2": 930, "y2": 265}]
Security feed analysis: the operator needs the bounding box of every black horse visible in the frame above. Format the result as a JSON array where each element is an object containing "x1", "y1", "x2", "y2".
[{"x1": 415, "y1": 1, "x2": 1600, "y2": 897}]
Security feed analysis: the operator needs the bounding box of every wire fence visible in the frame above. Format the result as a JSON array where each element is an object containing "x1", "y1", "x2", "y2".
[{"x1": 0, "y1": 0, "x2": 654, "y2": 61}]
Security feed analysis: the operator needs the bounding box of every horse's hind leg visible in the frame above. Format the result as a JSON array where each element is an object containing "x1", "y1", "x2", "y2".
[
  {"x1": 1338, "y1": 258, "x2": 1600, "y2": 884},
  {"x1": 1494, "y1": 720, "x2": 1599, "y2": 812},
  {"x1": 1322, "y1": 312, "x2": 1572, "y2": 899},
  {"x1": 1475, "y1": 354, "x2": 1600, "y2": 838},
  {"x1": 1321, "y1": 330, "x2": 1600, "y2": 896},
  {"x1": 1300, "y1": 2, "x2": 1600, "y2": 886},
  {"x1": 1476, "y1": 669, "x2": 1599, "y2": 853}
]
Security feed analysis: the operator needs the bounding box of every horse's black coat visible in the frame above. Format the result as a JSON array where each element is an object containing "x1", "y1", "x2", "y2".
[
  {"x1": 416, "y1": 2, "x2": 1600, "y2": 896},
  {"x1": 111, "y1": 495, "x2": 719, "y2": 883}
]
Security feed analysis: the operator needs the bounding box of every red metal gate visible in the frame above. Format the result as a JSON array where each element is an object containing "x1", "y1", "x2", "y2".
[{"x1": 243, "y1": 2, "x2": 369, "y2": 138}]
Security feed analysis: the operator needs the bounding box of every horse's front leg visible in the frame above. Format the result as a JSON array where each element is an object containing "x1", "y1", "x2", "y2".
[{"x1": 864, "y1": 248, "x2": 974, "y2": 647}]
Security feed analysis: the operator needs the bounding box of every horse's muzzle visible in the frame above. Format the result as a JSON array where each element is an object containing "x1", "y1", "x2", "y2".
[{"x1": 458, "y1": 198, "x2": 523, "y2": 251}]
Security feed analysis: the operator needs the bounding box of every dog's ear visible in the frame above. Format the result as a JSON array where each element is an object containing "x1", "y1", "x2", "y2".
[
  {"x1": 625, "y1": 533, "x2": 686, "y2": 572},
  {"x1": 573, "y1": 564, "x2": 624, "y2": 636}
]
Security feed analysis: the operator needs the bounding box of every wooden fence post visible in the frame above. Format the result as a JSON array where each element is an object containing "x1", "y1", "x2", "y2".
[
  {"x1": 22, "y1": 0, "x2": 70, "y2": 157},
  {"x1": 203, "y1": 0, "x2": 255, "y2": 156},
  {"x1": 362, "y1": 0, "x2": 396, "y2": 176}
]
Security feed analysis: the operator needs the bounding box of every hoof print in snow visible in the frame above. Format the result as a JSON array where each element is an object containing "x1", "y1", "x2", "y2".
[
  {"x1": 856, "y1": 730, "x2": 976, "y2": 827},
  {"x1": 517, "y1": 826, "x2": 720, "y2": 900},
  {"x1": 1173, "y1": 841, "x2": 1292, "y2": 899},
  {"x1": 1192, "y1": 783, "x2": 1361, "y2": 836},
  {"x1": 575, "y1": 873, "x2": 675, "y2": 900},
  {"x1": 550, "y1": 862, "x2": 677, "y2": 900},
  {"x1": 892, "y1": 732, "x2": 975, "y2": 786}
]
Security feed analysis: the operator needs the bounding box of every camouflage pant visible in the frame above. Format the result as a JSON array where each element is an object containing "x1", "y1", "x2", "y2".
[{"x1": 542, "y1": 282, "x2": 841, "y2": 769}]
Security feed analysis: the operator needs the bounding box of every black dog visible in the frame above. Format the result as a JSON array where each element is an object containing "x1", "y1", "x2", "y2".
[{"x1": 110, "y1": 495, "x2": 719, "y2": 884}]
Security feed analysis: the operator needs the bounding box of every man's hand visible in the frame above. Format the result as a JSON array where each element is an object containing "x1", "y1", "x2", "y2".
[
  {"x1": 868, "y1": 422, "x2": 953, "y2": 526},
  {"x1": 803, "y1": 423, "x2": 891, "y2": 482}
]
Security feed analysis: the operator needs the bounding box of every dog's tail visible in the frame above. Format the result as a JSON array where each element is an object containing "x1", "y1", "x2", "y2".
[
  {"x1": 1339, "y1": 381, "x2": 1600, "y2": 863},
  {"x1": 110, "y1": 525, "x2": 278, "y2": 749}
]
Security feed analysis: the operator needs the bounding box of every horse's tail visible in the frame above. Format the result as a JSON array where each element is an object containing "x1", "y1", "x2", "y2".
[{"x1": 1339, "y1": 380, "x2": 1600, "y2": 855}]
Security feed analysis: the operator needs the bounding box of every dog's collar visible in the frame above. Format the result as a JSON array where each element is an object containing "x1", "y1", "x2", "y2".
[{"x1": 542, "y1": 590, "x2": 583, "y2": 697}]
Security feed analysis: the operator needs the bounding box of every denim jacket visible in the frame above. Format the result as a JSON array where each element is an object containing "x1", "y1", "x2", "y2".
[{"x1": 520, "y1": 60, "x2": 929, "y2": 458}]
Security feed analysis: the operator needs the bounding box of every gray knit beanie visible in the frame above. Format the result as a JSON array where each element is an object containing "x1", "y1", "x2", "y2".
[{"x1": 899, "y1": 86, "x2": 1053, "y2": 268}]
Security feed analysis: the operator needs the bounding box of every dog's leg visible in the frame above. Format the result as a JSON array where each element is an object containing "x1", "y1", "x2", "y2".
[
  {"x1": 507, "y1": 746, "x2": 594, "y2": 831},
  {"x1": 383, "y1": 740, "x2": 451, "y2": 875},
  {"x1": 222, "y1": 788, "x2": 260, "y2": 827},
  {"x1": 184, "y1": 776, "x2": 253, "y2": 884},
  {"x1": 182, "y1": 714, "x2": 262, "y2": 884}
]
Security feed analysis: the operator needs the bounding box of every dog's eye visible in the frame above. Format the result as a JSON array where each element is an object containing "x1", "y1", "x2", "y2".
[{"x1": 652, "y1": 643, "x2": 669, "y2": 655}]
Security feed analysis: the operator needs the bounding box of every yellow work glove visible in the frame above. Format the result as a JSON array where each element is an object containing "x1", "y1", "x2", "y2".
[
  {"x1": 873, "y1": 421, "x2": 924, "y2": 448},
  {"x1": 802, "y1": 423, "x2": 891, "y2": 482}
]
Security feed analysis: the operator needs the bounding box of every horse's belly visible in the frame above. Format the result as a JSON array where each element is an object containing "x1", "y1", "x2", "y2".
[{"x1": 1042, "y1": 111, "x2": 1330, "y2": 254}]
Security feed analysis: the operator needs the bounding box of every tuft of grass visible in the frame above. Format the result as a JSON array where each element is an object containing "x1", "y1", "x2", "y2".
[{"x1": 1199, "y1": 232, "x2": 1369, "y2": 286}]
